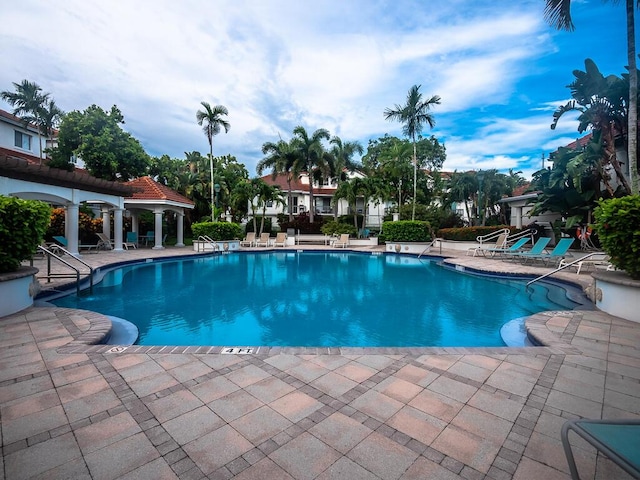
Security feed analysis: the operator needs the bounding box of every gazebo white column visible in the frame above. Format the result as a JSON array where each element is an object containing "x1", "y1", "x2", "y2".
[
  {"x1": 515, "y1": 206, "x2": 523, "y2": 229},
  {"x1": 113, "y1": 208, "x2": 124, "y2": 251},
  {"x1": 101, "y1": 207, "x2": 111, "y2": 239},
  {"x1": 153, "y1": 209, "x2": 164, "y2": 250},
  {"x1": 66, "y1": 202, "x2": 80, "y2": 256},
  {"x1": 130, "y1": 211, "x2": 139, "y2": 233},
  {"x1": 176, "y1": 212, "x2": 185, "y2": 247}
]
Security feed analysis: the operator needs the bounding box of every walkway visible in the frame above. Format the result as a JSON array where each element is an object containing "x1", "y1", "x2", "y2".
[{"x1": 1, "y1": 247, "x2": 639, "y2": 479}]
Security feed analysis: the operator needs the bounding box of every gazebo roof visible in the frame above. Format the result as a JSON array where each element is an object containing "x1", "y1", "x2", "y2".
[{"x1": 124, "y1": 176, "x2": 194, "y2": 209}]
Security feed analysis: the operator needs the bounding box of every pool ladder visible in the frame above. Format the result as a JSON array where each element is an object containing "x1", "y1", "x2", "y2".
[{"x1": 196, "y1": 235, "x2": 220, "y2": 253}]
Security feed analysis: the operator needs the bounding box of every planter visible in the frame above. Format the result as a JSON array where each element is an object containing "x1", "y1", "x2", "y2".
[
  {"x1": 193, "y1": 240, "x2": 240, "y2": 252},
  {"x1": 349, "y1": 237, "x2": 379, "y2": 247},
  {"x1": 0, "y1": 266, "x2": 39, "y2": 317},
  {"x1": 592, "y1": 271, "x2": 640, "y2": 323}
]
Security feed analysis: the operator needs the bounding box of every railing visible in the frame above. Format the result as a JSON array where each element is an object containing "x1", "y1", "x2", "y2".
[
  {"x1": 33, "y1": 245, "x2": 94, "y2": 294},
  {"x1": 475, "y1": 228, "x2": 510, "y2": 245},
  {"x1": 195, "y1": 235, "x2": 219, "y2": 253},
  {"x1": 418, "y1": 238, "x2": 444, "y2": 257},
  {"x1": 506, "y1": 228, "x2": 535, "y2": 245},
  {"x1": 526, "y1": 252, "x2": 602, "y2": 287}
]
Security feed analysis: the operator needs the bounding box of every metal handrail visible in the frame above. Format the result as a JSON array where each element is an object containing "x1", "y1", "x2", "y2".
[
  {"x1": 34, "y1": 245, "x2": 94, "y2": 294},
  {"x1": 475, "y1": 228, "x2": 510, "y2": 245},
  {"x1": 506, "y1": 228, "x2": 535, "y2": 245},
  {"x1": 196, "y1": 235, "x2": 219, "y2": 253},
  {"x1": 418, "y1": 238, "x2": 443, "y2": 257},
  {"x1": 526, "y1": 251, "x2": 601, "y2": 287}
]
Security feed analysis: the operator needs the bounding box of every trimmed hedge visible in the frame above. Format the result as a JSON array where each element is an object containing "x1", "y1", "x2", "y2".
[
  {"x1": 0, "y1": 196, "x2": 51, "y2": 273},
  {"x1": 191, "y1": 221, "x2": 243, "y2": 241},
  {"x1": 382, "y1": 221, "x2": 431, "y2": 242},
  {"x1": 594, "y1": 195, "x2": 640, "y2": 279},
  {"x1": 321, "y1": 221, "x2": 357, "y2": 236}
]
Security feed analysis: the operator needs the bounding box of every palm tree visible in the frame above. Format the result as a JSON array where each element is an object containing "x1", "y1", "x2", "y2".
[
  {"x1": 38, "y1": 99, "x2": 64, "y2": 159},
  {"x1": 1, "y1": 80, "x2": 51, "y2": 162},
  {"x1": 196, "y1": 102, "x2": 230, "y2": 219},
  {"x1": 448, "y1": 171, "x2": 478, "y2": 226},
  {"x1": 329, "y1": 136, "x2": 363, "y2": 219},
  {"x1": 257, "y1": 182, "x2": 285, "y2": 235},
  {"x1": 333, "y1": 178, "x2": 362, "y2": 233},
  {"x1": 258, "y1": 138, "x2": 302, "y2": 221},
  {"x1": 544, "y1": 0, "x2": 638, "y2": 194},
  {"x1": 291, "y1": 126, "x2": 331, "y2": 223},
  {"x1": 384, "y1": 85, "x2": 441, "y2": 220}
]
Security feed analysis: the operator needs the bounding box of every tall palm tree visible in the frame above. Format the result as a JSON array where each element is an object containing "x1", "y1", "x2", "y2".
[
  {"x1": 196, "y1": 102, "x2": 230, "y2": 219},
  {"x1": 38, "y1": 99, "x2": 64, "y2": 159},
  {"x1": 258, "y1": 138, "x2": 302, "y2": 221},
  {"x1": 1, "y1": 80, "x2": 51, "y2": 162},
  {"x1": 330, "y1": 136, "x2": 363, "y2": 219},
  {"x1": 544, "y1": 0, "x2": 638, "y2": 194},
  {"x1": 291, "y1": 126, "x2": 331, "y2": 223},
  {"x1": 384, "y1": 85, "x2": 441, "y2": 220}
]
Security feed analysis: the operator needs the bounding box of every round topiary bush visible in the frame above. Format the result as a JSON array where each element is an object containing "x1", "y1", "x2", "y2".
[
  {"x1": 593, "y1": 195, "x2": 640, "y2": 279},
  {"x1": 0, "y1": 196, "x2": 51, "y2": 273},
  {"x1": 382, "y1": 220, "x2": 431, "y2": 242}
]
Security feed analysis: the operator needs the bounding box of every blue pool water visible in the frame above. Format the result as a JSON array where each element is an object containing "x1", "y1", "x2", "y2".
[{"x1": 52, "y1": 252, "x2": 578, "y2": 347}]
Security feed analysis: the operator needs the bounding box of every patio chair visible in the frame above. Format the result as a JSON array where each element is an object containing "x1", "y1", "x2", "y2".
[
  {"x1": 333, "y1": 233, "x2": 350, "y2": 248},
  {"x1": 273, "y1": 232, "x2": 287, "y2": 247},
  {"x1": 96, "y1": 232, "x2": 114, "y2": 250},
  {"x1": 467, "y1": 232, "x2": 509, "y2": 257},
  {"x1": 52, "y1": 235, "x2": 99, "y2": 253},
  {"x1": 484, "y1": 237, "x2": 530, "y2": 258},
  {"x1": 517, "y1": 237, "x2": 574, "y2": 265},
  {"x1": 124, "y1": 231, "x2": 138, "y2": 250},
  {"x1": 503, "y1": 237, "x2": 551, "y2": 261},
  {"x1": 240, "y1": 232, "x2": 256, "y2": 247},
  {"x1": 143, "y1": 230, "x2": 155, "y2": 246},
  {"x1": 561, "y1": 418, "x2": 640, "y2": 480},
  {"x1": 255, "y1": 232, "x2": 271, "y2": 247}
]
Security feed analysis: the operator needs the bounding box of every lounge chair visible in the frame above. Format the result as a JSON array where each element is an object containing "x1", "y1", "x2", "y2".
[
  {"x1": 52, "y1": 235, "x2": 98, "y2": 253},
  {"x1": 467, "y1": 232, "x2": 509, "y2": 257},
  {"x1": 124, "y1": 231, "x2": 138, "y2": 250},
  {"x1": 96, "y1": 232, "x2": 114, "y2": 250},
  {"x1": 273, "y1": 232, "x2": 287, "y2": 247},
  {"x1": 561, "y1": 418, "x2": 640, "y2": 480},
  {"x1": 256, "y1": 233, "x2": 271, "y2": 247},
  {"x1": 240, "y1": 232, "x2": 256, "y2": 247},
  {"x1": 333, "y1": 233, "x2": 349, "y2": 248},
  {"x1": 503, "y1": 237, "x2": 551, "y2": 261},
  {"x1": 485, "y1": 237, "x2": 530, "y2": 258},
  {"x1": 517, "y1": 237, "x2": 574, "y2": 265},
  {"x1": 559, "y1": 252, "x2": 611, "y2": 274}
]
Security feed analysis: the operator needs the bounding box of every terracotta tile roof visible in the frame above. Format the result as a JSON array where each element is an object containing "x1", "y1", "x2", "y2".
[
  {"x1": 0, "y1": 146, "x2": 42, "y2": 165},
  {"x1": 563, "y1": 133, "x2": 592, "y2": 150},
  {"x1": 125, "y1": 176, "x2": 194, "y2": 205},
  {"x1": 0, "y1": 108, "x2": 58, "y2": 135}
]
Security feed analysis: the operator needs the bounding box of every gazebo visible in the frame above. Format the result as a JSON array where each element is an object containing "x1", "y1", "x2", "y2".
[{"x1": 123, "y1": 177, "x2": 194, "y2": 249}]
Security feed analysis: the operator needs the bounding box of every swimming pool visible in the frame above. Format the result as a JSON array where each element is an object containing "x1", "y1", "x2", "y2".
[{"x1": 52, "y1": 252, "x2": 580, "y2": 347}]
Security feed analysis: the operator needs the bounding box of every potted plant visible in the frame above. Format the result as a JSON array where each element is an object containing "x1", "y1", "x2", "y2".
[{"x1": 0, "y1": 196, "x2": 51, "y2": 316}]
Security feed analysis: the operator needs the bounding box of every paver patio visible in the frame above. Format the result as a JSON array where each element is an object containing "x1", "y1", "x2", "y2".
[{"x1": 1, "y1": 246, "x2": 638, "y2": 479}]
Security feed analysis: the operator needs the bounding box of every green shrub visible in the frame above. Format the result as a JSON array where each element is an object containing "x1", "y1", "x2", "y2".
[
  {"x1": 382, "y1": 221, "x2": 431, "y2": 242},
  {"x1": 594, "y1": 195, "x2": 640, "y2": 279},
  {"x1": 245, "y1": 217, "x2": 272, "y2": 234},
  {"x1": 279, "y1": 213, "x2": 324, "y2": 234},
  {"x1": 0, "y1": 196, "x2": 51, "y2": 273},
  {"x1": 191, "y1": 221, "x2": 243, "y2": 241},
  {"x1": 321, "y1": 221, "x2": 357, "y2": 236},
  {"x1": 438, "y1": 226, "x2": 515, "y2": 241}
]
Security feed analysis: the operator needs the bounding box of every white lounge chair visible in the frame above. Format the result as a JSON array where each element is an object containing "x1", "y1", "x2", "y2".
[
  {"x1": 96, "y1": 233, "x2": 114, "y2": 250},
  {"x1": 256, "y1": 233, "x2": 271, "y2": 247},
  {"x1": 467, "y1": 232, "x2": 508, "y2": 257},
  {"x1": 273, "y1": 232, "x2": 287, "y2": 247},
  {"x1": 333, "y1": 234, "x2": 349, "y2": 248},
  {"x1": 240, "y1": 232, "x2": 256, "y2": 247}
]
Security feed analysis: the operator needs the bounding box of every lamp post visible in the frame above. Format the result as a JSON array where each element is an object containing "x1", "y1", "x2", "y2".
[
  {"x1": 214, "y1": 183, "x2": 221, "y2": 221},
  {"x1": 477, "y1": 170, "x2": 485, "y2": 226}
]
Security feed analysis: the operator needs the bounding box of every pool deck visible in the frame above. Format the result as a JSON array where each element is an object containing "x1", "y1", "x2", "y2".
[{"x1": 2, "y1": 246, "x2": 639, "y2": 479}]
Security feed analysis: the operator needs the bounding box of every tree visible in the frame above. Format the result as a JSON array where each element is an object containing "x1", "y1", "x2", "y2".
[
  {"x1": 384, "y1": 85, "x2": 441, "y2": 220},
  {"x1": 196, "y1": 102, "x2": 230, "y2": 219},
  {"x1": 333, "y1": 178, "x2": 362, "y2": 232},
  {"x1": 551, "y1": 59, "x2": 631, "y2": 194},
  {"x1": 329, "y1": 136, "x2": 363, "y2": 219},
  {"x1": 544, "y1": 0, "x2": 639, "y2": 194},
  {"x1": 447, "y1": 171, "x2": 478, "y2": 226},
  {"x1": 256, "y1": 182, "x2": 285, "y2": 235},
  {"x1": 50, "y1": 105, "x2": 149, "y2": 180},
  {"x1": 258, "y1": 138, "x2": 301, "y2": 221},
  {"x1": 291, "y1": 126, "x2": 331, "y2": 223},
  {"x1": 1, "y1": 79, "x2": 61, "y2": 162}
]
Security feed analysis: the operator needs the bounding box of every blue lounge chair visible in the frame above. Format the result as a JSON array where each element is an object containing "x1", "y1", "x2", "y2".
[
  {"x1": 518, "y1": 237, "x2": 574, "y2": 265},
  {"x1": 504, "y1": 237, "x2": 551, "y2": 262},
  {"x1": 485, "y1": 237, "x2": 529, "y2": 257},
  {"x1": 562, "y1": 418, "x2": 640, "y2": 479}
]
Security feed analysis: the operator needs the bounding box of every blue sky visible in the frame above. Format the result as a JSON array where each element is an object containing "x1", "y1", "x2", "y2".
[{"x1": 0, "y1": 0, "x2": 630, "y2": 179}]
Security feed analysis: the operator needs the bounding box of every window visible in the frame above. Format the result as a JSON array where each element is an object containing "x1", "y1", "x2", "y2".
[
  {"x1": 266, "y1": 200, "x2": 273, "y2": 207},
  {"x1": 14, "y1": 131, "x2": 32, "y2": 150}
]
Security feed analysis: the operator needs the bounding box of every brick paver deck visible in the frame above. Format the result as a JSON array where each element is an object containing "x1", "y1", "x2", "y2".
[{"x1": 1, "y1": 246, "x2": 638, "y2": 479}]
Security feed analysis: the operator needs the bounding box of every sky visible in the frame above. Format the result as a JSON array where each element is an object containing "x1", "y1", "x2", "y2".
[{"x1": 0, "y1": 0, "x2": 630, "y2": 180}]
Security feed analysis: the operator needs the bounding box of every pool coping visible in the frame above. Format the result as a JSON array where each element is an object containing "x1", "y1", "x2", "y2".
[{"x1": 47, "y1": 250, "x2": 587, "y2": 357}]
